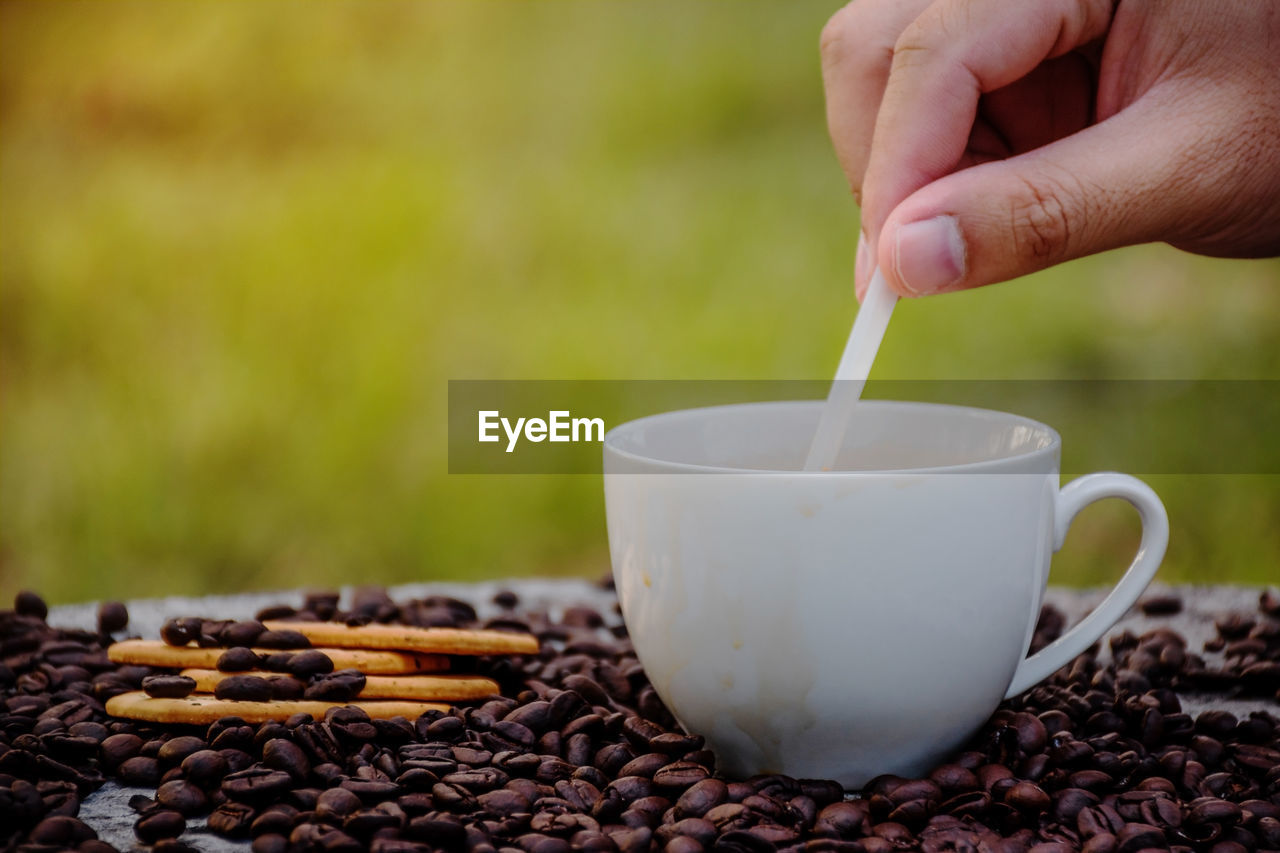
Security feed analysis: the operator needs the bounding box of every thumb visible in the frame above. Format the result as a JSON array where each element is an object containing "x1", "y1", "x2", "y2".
[{"x1": 873, "y1": 95, "x2": 1218, "y2": 297}]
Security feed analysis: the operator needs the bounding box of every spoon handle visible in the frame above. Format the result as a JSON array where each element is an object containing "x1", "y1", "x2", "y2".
[{"x1": 804, "y1": 268, "x2": 898, "y2": 471}]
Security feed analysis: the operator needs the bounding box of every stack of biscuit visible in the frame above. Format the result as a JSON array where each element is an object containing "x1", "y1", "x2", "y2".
[{"x1": 104, "y1": 617, "x2": 539, "y2": 724}]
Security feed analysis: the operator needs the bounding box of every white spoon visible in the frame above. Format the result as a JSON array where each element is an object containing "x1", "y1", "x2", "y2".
[{"x1": 803, "y1": 267, "x2": 898, "y2": 471}]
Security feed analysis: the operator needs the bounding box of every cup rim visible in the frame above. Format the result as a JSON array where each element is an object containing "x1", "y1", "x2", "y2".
[{"x1": 603, "y1": 399, "x2": 1062, "y2": 475}]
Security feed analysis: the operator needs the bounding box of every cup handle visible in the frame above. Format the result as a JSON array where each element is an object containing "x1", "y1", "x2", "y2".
[{"x1": 1004, "y1": 472, "x2": 1169, "y2": 699}]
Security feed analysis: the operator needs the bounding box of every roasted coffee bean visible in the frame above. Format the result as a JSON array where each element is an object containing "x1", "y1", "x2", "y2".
[
  {"x1": 563, "y1": 674, "x2": 612, "y2": 708},
  {"x1": 136, "y1": 809, "x2": 186, "y2": 843},
  {"x1": 28, "y1": 814, "x2": 97, "y2": 844},
  {"x1": 486, "y1": 750, "x2": 537, "y2": 779},
  {"x1": 160, "y1": 617, "x2": 201, "y2": 646},
  {"x1": 887, "y1": 778, "x2": 942, "y2": 806},
  {"x1": 143, "y1": 674, "x2": 198, "y2": 699},
  {"x1": 931, "y1": 763, "x2": 980, "y2": 793},
  {"x1": 181, "y1": 748, "x2": 229, "y2": 785},
  {"x1": 1010, "y1": 712, "x2": 1048, "y2": 754},
  {"x1": 605, "y1": 775, "x2": 656, "y2": 805},
  {"x1": 442, "y1": 766, "x2": 509, "y2": 791},
  {"x1": 157, "y1": 779, "x2": 209, "y2": 815},
  {"x1": 626, "y1": 794, "x2": 672, "y2": 827},
  {"x1": 675, "y1": 778, "x2": 728, "y2": 819},
  {"x1": 342, "y1": 807, "x2": 402, "y2": 836},
  {"x1": 1255, "y1": 816, "x2": 1280, "y2": 848},
  {"x1": 1005, "y1": 781, "x2": 1051, "y2": 812},
  {"x1": 646, "y1": 731, "x2": 699, "y2": 755},
  {"x1": 1116, "y1": 822, "x2": 1165, "y2": 853},
  {"x1": 211, "y1": 674, "x2": 272, "y2": 702},
  {"x1": 431, "y1": 781, "x2": 477, "y2": 811},
  {"x1": 537, "y1": 756, "x2": 575, "y2": 782},
  {"x1": 620, "y1": 752, "x2": 670, "y2": 779},
  {"x1": 815, "y1": 801, "x2": 867, "y2": 838},
  {"x1": 657, "y1": 815, "x2": 717, "y2": 846},
  {"x1": 488, "y1": 719, "x2": 536, "y2": 750},
  {"x1": 1078, "y1": 804, "x2": 1124, "y2": 840},
  {"x1": 288, "y1": 649, "x2": 335, "y2": 679},
  {"x1": 1028, "y1": 842, "x2": 1074, "y2": 853},
  {"x1": 14, "y1": 590, "x2": 49, "y2": 620},
  {"x1": 256, "y1": 629, "x2": 311, "y2": 649},
  {"x1": 264, "y1": 674, "x2": 306, "y2": 700},
  {"x1": 623, "y1": 715, "x2": 665, "y2": 747},
  {"x1": 222, "y1": 767, "x2": 293, "y2": 804},
  {"x1": 451, "y1": 743, "x2": 492, "y2": 765},
  {"x1": 1188, "y1": 797, "x2": 1243, "y2": 825},
  {"x1": 404, "y1": 813, "x2": 468, "y2": 847},
  {"x1": 218, "y1": 620, "x2": 266, "y2": 647},
  {"x1": 217, "y1": 647, "x2": 263, "y2": 672},
  {"x1": 262, "y1": 737, "x2": 310, "y2": 781},
  {"x1": 477, "y1": 787, "x2": 531, "y2": 816},
  {"x1": 258, "y1": 651, "x2": 295, "y2": 672},
  {"x1": 1216, "y1": 614, "x2": 1255, "y2": 639},
  {"x1": 192, "y1": 620, "x2": 229, "y2": 647},
  {"x1": 713, "y1": 828, "x2": 776, "y2": 852},
  {"x1": 653, "y1": 760, "x2": 708, "y2": 787},
  {"x1": 425, "y1": 715, "x2": 466, "y2": 741},
  {"x1": 69, "y1": 719, "x2": 108, "y2": 739},
  {"x1": 1140, "y1": 594, "x2": 1183, "y2": 615},
  {"x1": 939, "y1": 790, "x2": 991, "y2": 818},
  {"x1": 221, "y1": 746, "x2": 257, "y2": 773},
  {"x1": 608, "y1": 825, "x2": 652, "y2": 853},
  {"x1": 97, "y1": 601, "x2": 129, "y2": 634},
  {"x1": 594, "y1": 742, "x2": 636, "y2": 777},
  {"x1": 556, "y1": 777, "x2": 602, "y2": 812},
  {"x1": 101, "y1": 732, "x2": 144, "y2": 766},
  {"x1": 206, "y1": 800, "x2": 257, "y2": 837},
  {"x1": 977, "y1": 763, "x2": 1014, "y2": 792},
  {"x1": 252, "y1": 804, "x2": 300, "y2": 835},
  {"x1": 119, "y1": 755, "x2": 163, "y2": 785},
  {"x1": 798, "y1": 778, "x2": 846, "y2": 809},
  {"x1": 341, "y1": 777, "x2": 401, "y2": 801},
  {"x1": 662, "y1": 833, "x2": 708, "y2": 853},
  {"x1": 255, "y1": 722, "x2": 291, "y2": 752},
  {"x1": 1052, "y1": 787, "x2": 1099, "y2": 822},
  {"x1": 305, "y1": 669, "x2": 366, "y2": 702},
  {"x1": 506, "y1": 700, "x2": 554, "y2": 733},
  {"x1": 1082, "y1": 832, "x2": 1118, "y2": 853}
]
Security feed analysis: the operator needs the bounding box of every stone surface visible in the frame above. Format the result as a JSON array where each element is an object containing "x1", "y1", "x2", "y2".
[{"x1": 50, "y1": 580, "x2": 1277, "y2": 851}]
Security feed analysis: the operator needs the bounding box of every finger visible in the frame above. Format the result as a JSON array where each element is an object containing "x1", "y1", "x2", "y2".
[
  {"x1": 855, "y1": 113, "x2": 1005, "y2": 301},
  {"x1": 872, "y1": 91, "x2": 1226, "y2": 297},
  {"x1": 857, "y1": 0, "x2": 1115, "y2": 293},
  {"x1": 820, "y1": 0, "x2": 933, "y2": 203},
  {"x1": 977, "y1": 52, "x2": 1097, "y2": 155}
]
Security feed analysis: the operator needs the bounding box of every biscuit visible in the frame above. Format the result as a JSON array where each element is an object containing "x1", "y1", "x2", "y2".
[
  {"x1": 261, "y1": 621, "x2": 539, "y2": 655},
  {"x1": 108, "y1": 639, "x2": 448, "y2": 674},
  {"x1": 180, "y1": 668, "x2": 500, "y2": 701},
  {"x1": 105, "y1": 690, "x2": 450, "y2": 725}
]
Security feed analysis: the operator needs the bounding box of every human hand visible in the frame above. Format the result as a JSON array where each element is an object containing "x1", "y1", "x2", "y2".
[{"x1": 820, "y1": 0, "x2": 1280, "y2": 300}]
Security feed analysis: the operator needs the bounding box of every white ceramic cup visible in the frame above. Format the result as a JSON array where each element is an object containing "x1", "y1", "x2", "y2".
[{"x1": 603, "y1": 401, "x2": 1168, "y2": 787}]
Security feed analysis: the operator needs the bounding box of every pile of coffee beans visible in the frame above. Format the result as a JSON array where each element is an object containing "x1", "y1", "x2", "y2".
[{"x1": 2, "y1": 584, "x2": 1277, "y2": 852}]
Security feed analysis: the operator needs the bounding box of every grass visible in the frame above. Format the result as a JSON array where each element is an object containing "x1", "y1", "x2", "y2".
[{"x1": 1, "y1": 0, "x2": 1277, "y2": 605}]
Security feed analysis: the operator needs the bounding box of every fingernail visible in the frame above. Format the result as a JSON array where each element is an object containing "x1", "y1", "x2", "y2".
[
  {"x1": 894, "y1": 215, "x2": 965, "y2": 295},
  {"x1": 855, "y1": 230, "x2": 871, "y2": 300}
]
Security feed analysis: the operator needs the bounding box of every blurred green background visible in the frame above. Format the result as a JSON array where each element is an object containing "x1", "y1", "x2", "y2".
[{"x1": 2, "y1": 1, "x2": 1277, "y2": 605}]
